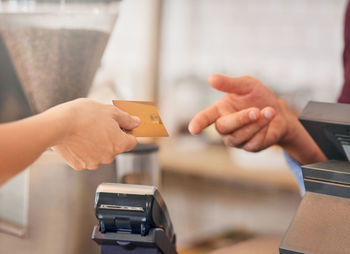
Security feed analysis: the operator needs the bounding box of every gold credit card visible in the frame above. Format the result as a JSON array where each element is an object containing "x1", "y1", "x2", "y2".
[{"x1": 113, "y1": 100, "x2": 169, "y2": 137}]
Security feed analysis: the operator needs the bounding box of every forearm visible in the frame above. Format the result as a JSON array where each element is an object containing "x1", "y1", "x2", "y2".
[
  {"x1": 0, "y1": 110, "x2": 67, "y2": 185},
  {"x1": 278, "y1": 100, "x2": 327, "y2": 165}
]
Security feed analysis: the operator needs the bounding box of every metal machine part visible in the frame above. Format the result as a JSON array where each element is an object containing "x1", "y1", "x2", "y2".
[
  {"x1": 299, "y1": 101, "x2": 350, "y2": 161},
  {"x1": 280, "y1": 101, "x2": 350, "y2": 254},
  {"x1": 116, "y1": 143, "x2": 160, "y2": 186},
  {"x1": 92, "y1": 183, "x2": 177, "y2": 254},
  {"x1": 279, "y1": 162, "x2": 350, "y2": 254},
  {"x1": 302, "y1": 160, "x2": 350, "y2": 199}
]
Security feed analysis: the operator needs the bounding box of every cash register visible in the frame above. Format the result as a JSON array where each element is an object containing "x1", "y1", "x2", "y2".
[{"x1": 280, "y1": 101, "x2": 350, "y2": 254}]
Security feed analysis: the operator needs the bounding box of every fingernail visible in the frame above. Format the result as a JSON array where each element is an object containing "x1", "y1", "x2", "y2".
[
  {"x1": 132, "y1": 116, "x2": 141, "y2": 124},
  {"x1": 188, "y1": 124, "x2": 197, "y2": 135},
  {"x1": 263, "y1": 109, "x2": 274, "y2": 120},
  {"x1": 188, "y1": 125, "x2": 194, "y2": 134},
  {"x1": 249, "y1": 110, "x2": 257, "y2": 121}
]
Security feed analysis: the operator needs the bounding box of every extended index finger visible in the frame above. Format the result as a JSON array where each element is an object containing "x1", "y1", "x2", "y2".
[{"x1": 188, "y1": 103, "x2": 222, "y2": 135}]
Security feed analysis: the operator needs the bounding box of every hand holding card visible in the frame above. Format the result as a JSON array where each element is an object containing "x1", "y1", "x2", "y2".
[{"x1": 113, "y1": 100, "x2": 169, "y2": 137}]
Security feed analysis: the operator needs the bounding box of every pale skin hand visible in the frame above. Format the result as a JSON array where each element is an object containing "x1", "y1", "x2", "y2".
[
  {"x1": 0, "y1": 98, "x2": 140, "y2": 185},
  {"x1": 188, "y1": 74, "x2": 327, "y2": 165}
]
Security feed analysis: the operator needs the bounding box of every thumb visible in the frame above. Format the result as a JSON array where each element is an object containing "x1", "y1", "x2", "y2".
[
  {"x1": 112, "y1": 107, "x2": 141, "y2": 130},
  {"x1": 208, "y1": 74, "x2": 255, "y2": 95}
]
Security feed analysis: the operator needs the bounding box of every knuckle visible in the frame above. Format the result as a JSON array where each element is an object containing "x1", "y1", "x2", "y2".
[
  {"x1": 215, "y1": 120, "x2": 226, "y2": 133},
  {"x1": 132, "y1": 138, "x2": 138, "y2": 147},
  {"x1": 112, "y1": 110, "x2": 121, "y2": 120},
  {"x1": 242, "y1": 127, "x2": 256, "y2": 139},
  {"x1": 102, "y1": 156, "x2": 115, "y2": 164},
  {"x1": 230, "y1": 134, "x2": 244, "y2": 146},
  {"x1": 113, "y1": 136, "x2": 137, "y2": 155},
  {"x1": 202, "y1": 113, "x2": 213, "y2": 128},
  {"x1": 278, "y1": 98, "x2": 288, "y2": 107},
  {"x1": 223, "y1": 138, "x2": 233, "y2": 147},
  {"x1": 223, "y1": 135, "x2": 241, "y2": 147},
  {"x1": 243, "y1": 75, "x2": 254, "y2": 81},
  {"x1": 113, "y1": 144, "x2": 124, "y2": 155},
  {"x1": 87, "y1": 164, "x2": 99, "y2": 170},
  {"x1": 243, "y1": 143, "x2": 261, "y2": 152},
  {"x1": 109, "y1": 104, "x2": 117, "y2": 110},
  {"x1": 236, "y1": 113, "x2": 246, "y2": 126},
  {"x1": 125, "y1": 140, "x2": 137, "y2": 152},
  {"x1": 112, "y1": 106, "x2": 121, "y2": 114},
  {"x1": 256, "y1": 118, "x2": 268, "y2": 128},
  {"x1": 85, "y1": 159, "x2": 99, "y2": 170},
  {"x1": 242, "y1": 75, "x2": 258, "y2": 86},
  {"x1": 73, "y1": 164, "x2": 84, "y2": 171}
]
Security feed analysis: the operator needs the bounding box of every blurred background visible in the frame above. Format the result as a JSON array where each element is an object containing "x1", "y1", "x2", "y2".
[{"x1": 0, "y1": 0, "x2": 347, "y2": 253}]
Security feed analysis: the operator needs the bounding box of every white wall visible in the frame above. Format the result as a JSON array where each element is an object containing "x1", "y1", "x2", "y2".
[{"x1": 159, "y1": 0, "x2": 348, "y2": 133}]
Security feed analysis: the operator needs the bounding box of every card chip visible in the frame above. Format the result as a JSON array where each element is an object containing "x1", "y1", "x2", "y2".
[
  {"x1": 150, "y1": 114, "x2": 162, "y2": 125},
  {"x1": 113, "y1": 100, "x2": 169, "y2": 137}
]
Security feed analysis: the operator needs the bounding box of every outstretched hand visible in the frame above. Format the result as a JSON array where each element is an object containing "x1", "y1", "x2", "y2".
[
  {"x1": 188, "y1": 74, "x2": 327, "y2": 164},
  {"x1": 188, "y1": 74, "x2": 292, "y2": 152},
  {"x1": 51, "y1": 98, "x2": 140, "y2": 170}
]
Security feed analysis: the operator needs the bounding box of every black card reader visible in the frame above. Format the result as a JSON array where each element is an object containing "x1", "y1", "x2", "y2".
[{"x1": 92, "y1": 183, "x2": 177, "y2": 254}]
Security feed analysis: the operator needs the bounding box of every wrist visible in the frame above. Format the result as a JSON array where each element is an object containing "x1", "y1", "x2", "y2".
[
  {"x1": 41, "y1": 102, "x2": 75, "y2": 147},
  {"x1": 276, "y1": 99, "x2": 326, "y2": 164},
  {"x1": 277, "y1": 98, "x2": 299, "y2": 146}
]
